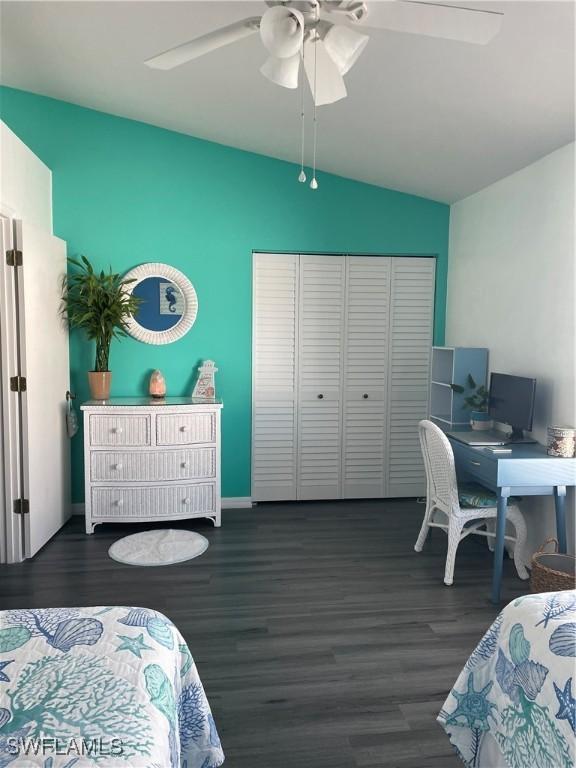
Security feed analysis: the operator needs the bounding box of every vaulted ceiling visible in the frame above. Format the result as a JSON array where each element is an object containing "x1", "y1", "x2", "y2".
[{"x1": 1, "y1": 1, "x2": 574, "y2": 202}]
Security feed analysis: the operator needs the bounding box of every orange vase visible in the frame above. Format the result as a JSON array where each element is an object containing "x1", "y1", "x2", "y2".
[{"x1": 88, "y1": 371, "x2": 111, "y2": 400}]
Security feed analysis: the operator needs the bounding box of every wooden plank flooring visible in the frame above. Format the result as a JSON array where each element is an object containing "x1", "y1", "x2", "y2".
[{"x1": 0, "y1": 499, "x2": 529, "y2": 767}]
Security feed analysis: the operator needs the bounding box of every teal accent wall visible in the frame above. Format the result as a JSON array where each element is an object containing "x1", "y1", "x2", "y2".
[{"x1": 0, "y1": 87, "x2": 449, "y2": 502}]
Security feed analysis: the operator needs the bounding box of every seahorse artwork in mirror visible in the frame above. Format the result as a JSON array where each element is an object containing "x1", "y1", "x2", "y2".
[{"x1": 123, "y1": 263, "x2": 198, "y2": 345}]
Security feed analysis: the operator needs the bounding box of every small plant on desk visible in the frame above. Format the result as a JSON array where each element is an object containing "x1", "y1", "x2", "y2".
[{"x1": 451, "y1": 374, "x2": 491, "y2": 430}]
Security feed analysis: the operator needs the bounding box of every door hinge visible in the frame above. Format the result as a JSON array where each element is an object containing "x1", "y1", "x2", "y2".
[
  {"x1": 10, "y1": 376, "x2": 27, "y2": 393},
  {"x1": 6, "y1": 249, "x2": 23, "y2": 266},
  {"x1": 13, "y1": 498, "x2": 29, "y2": 515}
]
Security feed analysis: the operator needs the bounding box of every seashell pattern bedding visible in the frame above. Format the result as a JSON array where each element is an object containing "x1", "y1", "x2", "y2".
[
  {"x1": 0, "y1": 606, "x2": 224, "y2": 767},
  {"x1": 438, "y1": 590, "x2": 576, "y2": 768}
]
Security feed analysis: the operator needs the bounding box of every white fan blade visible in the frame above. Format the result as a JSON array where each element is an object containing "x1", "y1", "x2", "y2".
[
  {"x1": 304, "y1": 38, "x2": 347, "y2": 106},
  {"x1": 145, "y1": 18, "x2": 261, "y2": 70},
  {"x1": 354, "y1": 1, "x2": 503, "y2": 45}
]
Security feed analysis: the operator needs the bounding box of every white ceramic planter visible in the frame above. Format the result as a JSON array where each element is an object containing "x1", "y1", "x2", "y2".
[{"x1": 470, "y1": 410, "x2": 492, "y2": 431}]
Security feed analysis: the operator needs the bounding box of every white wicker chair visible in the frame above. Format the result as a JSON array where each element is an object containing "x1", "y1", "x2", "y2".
[{"x1": 415, "y1": 420, "x2": 529, "y2": 586}]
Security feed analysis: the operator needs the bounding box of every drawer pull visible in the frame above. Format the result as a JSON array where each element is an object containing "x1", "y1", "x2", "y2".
[
  {"x1": 111, "y1": 427, "x2": 123, "y2": 435},
  {"x1": 112, "y1": 463, "x2": 123, "y2": 471},
  {"x1": 181, "y1": 462, "x2": 189, "y2": 469},
  {"x1": 180, "y1": 425, "x2": 188, "y2": 432},
  {"x1": 113, "y1": 499, "x2": 124, "y2": 507},
  {"x1": 317, "y1": 394, "x2": 324, "y2": 399},
  {"x1": 469, "y1": 460, "x2": 482, "y2": 466},
  {"x1": 363, "y1": 393, "x2": 369, "y2": 399},
  {"x1": 183, "y1": 498, "x2": 191, "y2": 505}
]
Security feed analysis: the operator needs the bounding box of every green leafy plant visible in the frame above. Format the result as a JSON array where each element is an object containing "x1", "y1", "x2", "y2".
[
  {"x1": 61, "y1": 256, "x2": 141, "y2": 372},
  {"x1": 451, "y1": 374, "x2": 489, "y2": 412}
]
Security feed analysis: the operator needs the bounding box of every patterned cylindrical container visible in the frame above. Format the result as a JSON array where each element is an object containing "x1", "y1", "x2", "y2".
[{"x1": 547, "y1": 426, "x2": 576, "y2": 457}]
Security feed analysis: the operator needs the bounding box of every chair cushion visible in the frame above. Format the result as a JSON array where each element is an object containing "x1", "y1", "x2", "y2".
[{"x1": 458, "y1": 482, "x2": 498, "y2": 508}]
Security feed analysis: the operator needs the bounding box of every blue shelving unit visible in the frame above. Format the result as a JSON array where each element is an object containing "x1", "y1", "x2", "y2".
[{"x1": 430, "y1": 347, "x2": 489, "y2": 429}]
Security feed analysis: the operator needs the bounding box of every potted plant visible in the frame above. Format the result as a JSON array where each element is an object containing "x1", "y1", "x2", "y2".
[
  {"x1": 451, "y1": 374, "x2": 492, "y2": 430},
  {"x1": 61, "y1": 256, "x2": 141, "y2": 400}
]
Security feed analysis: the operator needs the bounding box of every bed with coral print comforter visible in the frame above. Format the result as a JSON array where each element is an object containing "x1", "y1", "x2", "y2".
[
  {"x1": 0, "y1": 606, "x2": 224, "y2": 768},
  {"x1": 438, "y1": 590, "x2": 576, "y2": 768}
]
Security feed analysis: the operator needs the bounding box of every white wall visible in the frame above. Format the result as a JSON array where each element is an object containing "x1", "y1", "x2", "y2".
[
  {"x1": 0, "y1": 121, "x2": 52, "y2": 229},
  {"x1": 447, "y1": 142, "x2": 575, "y2": 555}
]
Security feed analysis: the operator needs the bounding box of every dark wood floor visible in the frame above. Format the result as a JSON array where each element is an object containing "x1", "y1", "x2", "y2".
[{"x1": 0, "y1": 500, "x2": 529, "y2": 767}]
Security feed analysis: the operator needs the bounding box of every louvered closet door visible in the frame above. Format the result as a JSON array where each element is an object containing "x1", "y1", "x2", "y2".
[
  {"x1": 297, "y1": 255, "x2": 345, "y2": 500},
  {"x1": 252, "y1": 253, "x2": 298, "y2": 501},
  {"x1": 342, "y1": 257, "x2": 391, "y2": 498},
  {"x1": 386, "y1": 257, "x2": 435, "y2": 497}
]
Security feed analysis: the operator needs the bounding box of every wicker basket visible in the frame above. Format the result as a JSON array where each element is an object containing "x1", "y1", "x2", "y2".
[{"x1": 530, "y1": 538, "x2": 576, "y2": 593}]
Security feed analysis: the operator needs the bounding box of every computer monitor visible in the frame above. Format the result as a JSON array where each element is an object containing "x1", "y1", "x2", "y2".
[{"x1": 489, "y1": 373, "x2": 536, "y2": 442}]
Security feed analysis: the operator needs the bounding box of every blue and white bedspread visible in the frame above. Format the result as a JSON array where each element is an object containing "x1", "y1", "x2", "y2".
[
  {"x1": 0, "y1": 606, "x2": 224, "y2": 767},
  {"x1": 438, "y1": 590, "x2": 576, "y2": 768}
]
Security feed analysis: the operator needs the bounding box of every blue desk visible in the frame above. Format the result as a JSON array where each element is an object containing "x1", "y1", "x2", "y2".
[{"x1": 448, "y1": 438, "x2": 576, "y2": 604}]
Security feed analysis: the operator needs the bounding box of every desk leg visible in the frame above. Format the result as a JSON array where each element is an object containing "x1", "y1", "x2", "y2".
[
  {"x1": 554, "y1": 486, "x2": 567, "y2": 553},
  {"x1": 491, "y1": 488, "x2": 510, "y2": 605}
]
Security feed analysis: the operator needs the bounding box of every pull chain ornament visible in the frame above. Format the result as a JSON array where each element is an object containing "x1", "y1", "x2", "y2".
[
  {"x1": 298, "y1": 48, "x2": 307, "y2": 183},
  {"x1": 310, "y1": 7, "x2": 319, "y2": 190}
]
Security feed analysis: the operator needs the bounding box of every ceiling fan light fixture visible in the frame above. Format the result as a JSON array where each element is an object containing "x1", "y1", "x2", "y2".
[
  {"x1": 260, "y1": 53, "x2": 301, "y2": 89},
  {"x1": 322, "y1": 23, "x2": 369, "y2": 75},
  {"x1": 323, "y1": 0, "x2": 368, "y2": 24},
  {"x1": 303, "y1": 38, "x2": 347, "y2": 106},
  {"x1": 260, "y1": 6, "x2": 305, "y2": 59}
]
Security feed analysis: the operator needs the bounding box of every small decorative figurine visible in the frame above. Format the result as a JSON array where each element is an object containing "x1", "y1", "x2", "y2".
[
  {"x1": 149, "y1": 369, "x2": 166, "y2": 399},
  {"x1": 192, "y1": 360, "x2": 217, "y2": 400}
]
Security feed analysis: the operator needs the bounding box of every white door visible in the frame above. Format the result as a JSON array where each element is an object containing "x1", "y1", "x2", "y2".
[
  {"x1": 252, "y1": 253, "x2": 435, "y2": 504},
  {"x1": 342, "y1": 256, "x2": 391, "y2": 498},
  {"x1": 14, "y1": 218, "x2": 70, "y2": 557},
  {"x1": 0, "y1": 305, "x2": 5, "y2": 563},
  {"x1": 297, "y1": 255, "x2": 345, "y2": 500},
  {"x1": 0, "y1": 215, "x2": 22, "y2": 563},
  {"x1": 386, "y1": 257, "x2": 435, "y2": 497},
  {"x1": 252, "y1": 253, "x2": 299, "y2": 501}
]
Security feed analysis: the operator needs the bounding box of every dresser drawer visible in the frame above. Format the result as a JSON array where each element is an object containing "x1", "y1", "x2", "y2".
[
  {"x1": 451, "y1": 441, "x2": 497, "y2": 488},
  {"x1": 90, "y1": 447, "x2": 216, "y2": 482},
  {"x1": 92, "y1": 483, "x2": 216, "y2": 519},
  {"x1": 156, "y1": 413, "x2": 215, "y2": 445},
  {"x1": 89, "y1": 415, "x2": 150, "y2": 447}
]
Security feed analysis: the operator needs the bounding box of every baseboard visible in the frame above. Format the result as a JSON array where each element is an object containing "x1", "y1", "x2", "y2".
[
  {"x1": 221, "y1": 497, "x2": 253, "y2": 509},
  {"x1": 71, "y1": 498, "x2": 253, "y2": 516}
]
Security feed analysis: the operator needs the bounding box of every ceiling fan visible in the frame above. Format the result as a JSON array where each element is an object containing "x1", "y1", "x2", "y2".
[{"x1": 145, "y1": 1, "x2": 504, "y2": 106}]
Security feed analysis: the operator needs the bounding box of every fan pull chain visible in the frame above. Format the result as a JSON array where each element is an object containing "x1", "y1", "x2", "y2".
[
  {"x1": 298, "y1": 48, "x2": 306, "y2": 183},
  {"x1": 310, "y1": 11, "x2": 319, "y2": 190},
  {"x1": 310, "y1": 103, "x2": 318, "y2": 190}
]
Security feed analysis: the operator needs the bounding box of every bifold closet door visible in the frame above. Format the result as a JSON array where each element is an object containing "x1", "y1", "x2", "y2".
[
  {"x1": 342, "y1": 257, "x2": 390, "y2": 498},
  {"x1": 297, "y1": 255, "x2": 345, "y2": 500},
  {"x1": 252, "y1": 253, "x2": 435, "y2": 503},
  {"x1": 386, "y1": 257, "x2": 435, "y2": 497},
  {"x1": 252, "y1": 253, "x2": 298, "y2": 501}
]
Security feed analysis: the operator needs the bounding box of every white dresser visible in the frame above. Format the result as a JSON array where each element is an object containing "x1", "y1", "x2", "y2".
[{"x1": 81, "y1": 397, "x2": 222, "y2": 534}]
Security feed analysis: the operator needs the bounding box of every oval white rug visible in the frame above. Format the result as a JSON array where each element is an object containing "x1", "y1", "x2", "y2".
[{"x1": 108, "y1": 529, "x2": 209, "y2": 566}]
